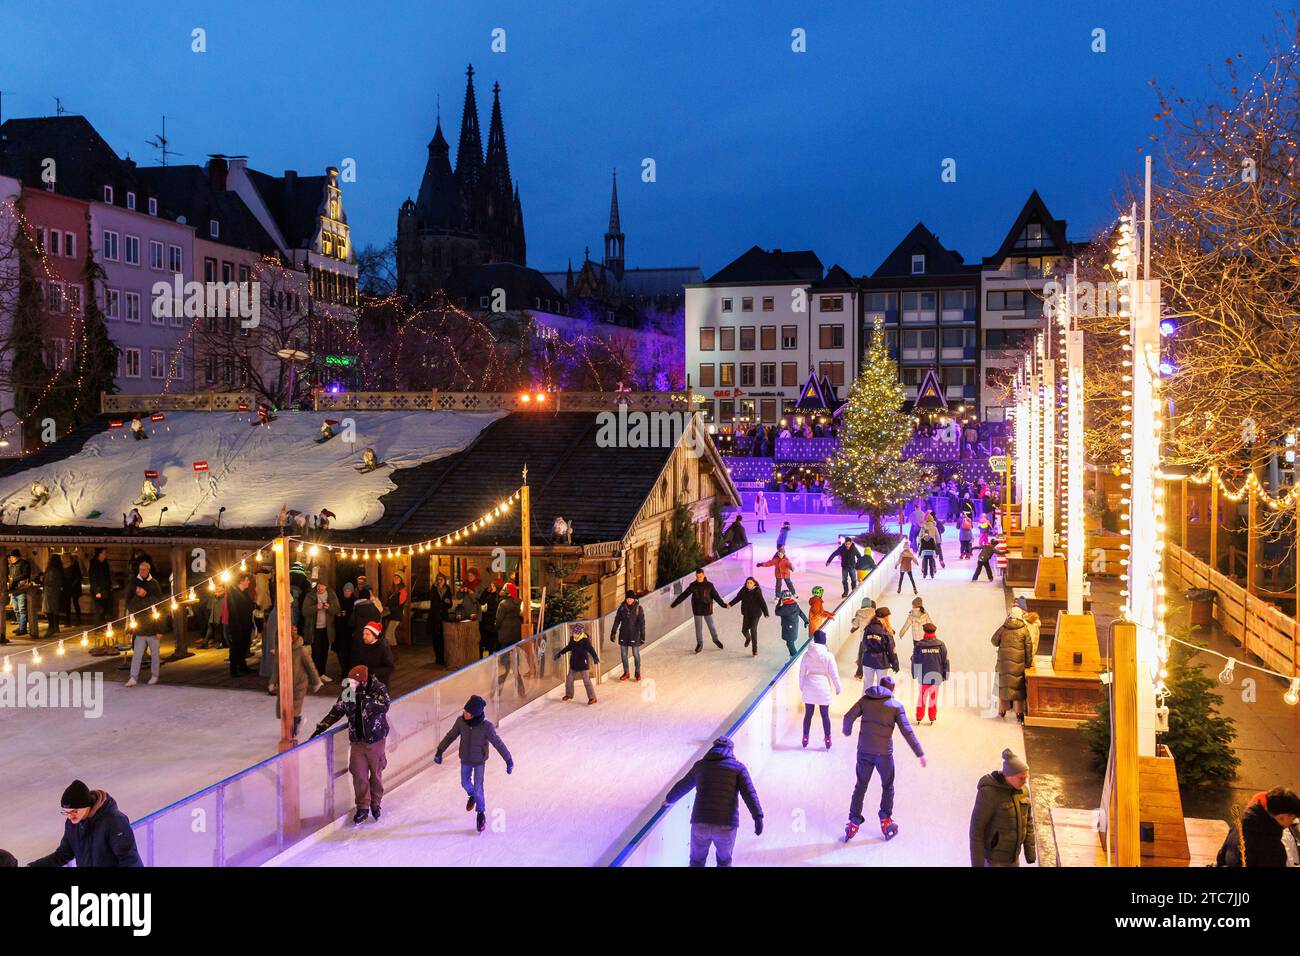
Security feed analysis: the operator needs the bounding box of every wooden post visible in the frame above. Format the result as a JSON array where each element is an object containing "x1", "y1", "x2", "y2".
[
  {"x1": 520, "y1": 468, "x2": 532, "y2": 638},
  {"x1": 274, "y1": 538, "x2": 295, "y2": 751},
  {"x1": 1004, "y1": 453, "x2": 1012, "y2": 521},
  {"x1": 165, "y1": 545, "x2": 191, "y2": 660},
  {"x1": 1247, "y1": 481, "x2": 1258, "y2": 595},
  {"x1": 1110, "y1": 620, "x2": 1141, "y2": 867},
  {"x1": 1209, "y1": 467, "x2": 1219, "y2": 572},
  {"x1": 1179, "y1": 478, "x2": 1188, "y2": 550}
]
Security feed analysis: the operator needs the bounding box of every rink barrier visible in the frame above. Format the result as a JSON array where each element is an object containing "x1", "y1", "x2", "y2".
[
  {"x1": 124, "y1": 545, "x2": 754, "y2": 866},
  {"x1": 609, "y1": 539, "x2": 905, "y2": 867}
]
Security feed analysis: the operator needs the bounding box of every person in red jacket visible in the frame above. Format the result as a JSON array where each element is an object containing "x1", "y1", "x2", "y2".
[{"x1": 757, "y1": 547, "x2": 794, "y2": 593}]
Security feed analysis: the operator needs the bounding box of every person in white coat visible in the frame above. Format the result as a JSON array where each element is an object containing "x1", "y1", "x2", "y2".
[
  {"x1": 753, "y1": 491, "x2": 769, "y2": 533},
  {"x1": 799, "y1": 629, "x2": 843, "y2": 750},
  {"x1": 896, "y1": 596, "x2": 936, "y2": 643}
]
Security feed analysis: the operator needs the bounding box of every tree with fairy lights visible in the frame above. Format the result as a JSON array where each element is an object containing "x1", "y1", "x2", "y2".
[
  {"x1": 825, "y1": 319, "x2": 934, "y2": 529},
  {"x1": 74, "y1": 242, "x2": 119, "y2": 419}
]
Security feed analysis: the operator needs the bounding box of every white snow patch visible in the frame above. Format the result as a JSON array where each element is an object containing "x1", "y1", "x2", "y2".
[{"x1": 0, "y1": 410, "x2": 505, "y2": 530}]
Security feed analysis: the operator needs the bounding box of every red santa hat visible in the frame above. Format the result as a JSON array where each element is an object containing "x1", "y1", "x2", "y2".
[{"x1": 362, "y1": 621, "x2": 383, "y2": 641}]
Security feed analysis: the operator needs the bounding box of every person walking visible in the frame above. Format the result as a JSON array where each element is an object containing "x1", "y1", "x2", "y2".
[
  {"x1": 42, "y1": 552, "x2": 64, "y2": 637},
  {"x1": 311, "y1": 663, "x2": 392, "y2": 824},
  {"x1": 28, "y1": 780, "x2": 141, "y2": 867},
  {"x1": 825, "y1": 535, "x2": 859, "y2": 597},
  {"x1": 494, "y1": 582, "x2": 524, "y2": 651},
  {"x1": 124, "y1": 560, "x2": 163, "y2": 687},
  {"x1": 1215, "y1": 787, "x2": 1300, "y2": 867},
  {"x1": 757, "y1": 546, "x2": 795, "y2": 594},
  {"x1": 917, "y1": 532, "x2": 938, "y2": 580},
  {"x1": 301, "y1": 580, "x2": 341, "y2": 682},
  {"x1": 662, "y1": 736, "x2": 763, "y2": 867},
  {"x1": 434, "y1": 694, "x2": 514, "y2": 834},
  {"x1": 911, "y1": 623, "x2": 949, "y2": 724},
  {"x1": 958, "y1": 517, "x2": 974, "y2": 560},
  {"x1": 428, "y1": 572, "x2": 452, "y2": 666},
  {"x1": 225, "y1": 573, "x2": 257, "y2": 676},
  {"x1": 799, "y1": 629, "x2": 842, "y2": 749},
  {"x1": 897, "y1": 541, "x2": 918, "y2": 594},
  {"x1": 971, "y1": 539, "x2": 996, "y2": 582},
  {"x1": 774, "y1": 588, "x2": 808, "y2": 657},
  {"x1": 6, "y1": 549, "x2": 32, "y2": 637},
  {"x1": 754, "y1": 491, "x2": 769, "y2": 533},
  {"x1": 610, "y1": 589, "x2": 646, "y2": 680},
  {"x1": 88, "y1": 547, "x2": 113, "y2": 627},
  {"x1": 842, "y1": 675, "x2": 926, "y2": 841},
  {"x1": 670, "y1": 568, "x2": 727, "y2": 653},
  {"x1": 728, "y1": 577, "x2": 769, "y2": 656},
  {"x1": 896, "y1": 596, "x2": 935, "y2": 643},
  {"x1": 776, "y1": 520, "x2": 792, "y2": 550},
  {"x1": 554, "y1": 624, "x2": 600, "y2": 704},
  {"x1": 859, "y1": 607, "x2": 899, "y2": 686},
  {"x1": 992, "y1": 607, "x2": 1034, "y2": 722},
  {"x1": 969, "y1": 749, "x2": 1036, "y2": 867},
  {"x1": 382, "y1": 572, "x2": 408, "y2": 647}
]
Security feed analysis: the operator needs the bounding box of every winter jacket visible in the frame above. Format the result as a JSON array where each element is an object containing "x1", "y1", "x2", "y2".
[
  {"x1": 898, "y1": 551, "x2": 916, "y2": 573},
  {"x1": 976, "y1": 542, "x2": 997, "y2": 563},
  {"x1": 799, "y1": 640, "x2": 843, "y2": 706},
  {"x1": 911, "y1": 636, "x2": 949, "y2": 685},
  {"x1": 969, "y1": 771, "x2": 1036, "y2": 866},
  {"x1": 610, "y1": 601, "x2": 646, "y2": 645},
  {"x1": 495, "y1": 595, "x2": 523, "y2": 646},
  {"x1": 555, "y1": 635, "x2": 599, "y2": 671},
  {"x1": 41, "y1": 558, "x2": 64, "y2": 611},
  {"x1": 88, "y1": 557, "x2": 113, "y2": 601},
  {"x1": 776, "y1": 526, "x2": 790, "y2": 549},
  {"x1": 992, "y1": 616, "x2": 1034, "y2": 702},
  {"x1": 437, "y1": 714, "x2": 513, "y2": 767},
  {"x1": 301, "y1": 587, "x2": 341, "y2": 643},
  {"x1": 754, "y1": 496, "x2": 769, "y2": 519},
  {"x1": 728, "y1": 585, "x2": 769, "y2": 622},
  {"x1": 671, "y1": 579, "x2": 727, "y2": 617},
  {"x1": 808, "y1": 595, "x2": 830, "y2": 634},
  {"x1": 723, "y1": 521, "x2": 748, "y2": 553},
  {"x1": 854, "y1": 549, "x2": 877, "y2": 573},
  {"x1": 350, "y1": 598, "x2": 382, "y2": 650},
  {"x1": 917, "y1": 535, "x2": 938, "y2": 559},
  {"x1": 1216, "y1": 793, "x2": 1290, "y2": 867},
  {"x1": 315, "y1": 678, "x2": 390, "y2": 744},
  {"x1": 826, "y1": 541, "x2": 858, "y2": 571},
  {"x1": 665, "y1": 737, "x2": 763, "y2": 829},
  {"x1": 382, "y1": 584, "x2": 408, "y2": 624},
  {"x1": 842, "y1": 685, "x2": 923, "y2": 757},
  {"x1": 123, "y1": 574, "x2": 162, "y2": 619},
  {"x1": 354, "y1": 636, "x2": 395, "y2": 690},
  {"x1": 288, "y1": 568, "x2": 312, "y2": 634},
  {"x1": 225, "y1": 585, "x2": 256, "y2": 642},
  {"x1": 6, "y1": 556, "x2": 31, "y2": 589},
  {"x1": 848, "y1": 606, "x2": 875, "y2": 634},
  {"x1": 477, "y1": 587, "x2": 501, "y2": 640},
  {"x1": 859, "y1": 619, "x2": 899, "y2": 672},
  {"x1": 64, "y1": 558, "x2": 82, "y2": 604},
  {"x1": 29, "y1": 790, "x2": 141, "y2": 868},
  {"x1": 757, "y1": 552, "x2": 794, "y2": 584},
  {"x1": 776, "y1": 600, "x2": 808, "y2": 644},
  {"x1": 896, "y1": 607, "x2": 935, "y2": 642}
]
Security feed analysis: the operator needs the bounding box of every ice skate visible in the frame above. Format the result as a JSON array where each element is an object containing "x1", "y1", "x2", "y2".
[
  {"x1": 844, "y1": 821, "x2": 860, "y2": 842},
  {"x1": 881, "y1": 817, "x2": 899, "y2": 840}
]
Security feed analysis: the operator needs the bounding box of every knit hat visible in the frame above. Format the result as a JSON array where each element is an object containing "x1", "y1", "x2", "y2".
[
  {"x1": 347, "y1": 664, "x2": 369, "y2": 683},
  {"x1": 60, "y1": 780, "x2": 93, "y2": 810},
  {"x1": 813, "y1": 629, "x2": 827, "y2": 645},
  {"x1": 362, "y1": 620, "x2": 382, "y2": 641},
  {"x1": 922, "y1": 623, "x2": 937, "y2": 634},
  {"x1": 879, "y1": 675, "x2": 895, "y2": 691},
  {"x1": 860, "y1": 597, "x2": 875, "y2": 609},
  {"x1": 625, "y1": 589, "x2": 637, "y2": 599},
  {"x1": 1001, "y1": 748, "x2": 1029, "y2": 776},
  {"x1": 464, "y1": 694, "x2": 487, "y2": 718}
]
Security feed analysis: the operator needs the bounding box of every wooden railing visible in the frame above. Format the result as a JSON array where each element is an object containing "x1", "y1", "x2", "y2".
[
  {"x1": 102, "y1": 391, "x2": 259, "y2": 414},
  {"x1": 103, "y1": 390, "x2": 693, "y2": 415},
  {"x1": 1166, "y1": 543, "x2": 1298, "y2": 678}
]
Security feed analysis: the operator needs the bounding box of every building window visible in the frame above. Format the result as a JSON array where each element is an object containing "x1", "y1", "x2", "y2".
[
  {"x1": 209, "y1": 219, "x2": 220, "y2": 239},
  {"x1": 721, "y1": 297, "x2": 733, "y2": 313},
  {"x1": 204, "y1": 258, "x2": 217, "y2": 283},
  {"x1": 49, "y1": 229, "x2": 60, "y2": 254},
  {"x1": 124, "y1": 291, "x2": 141, "y2": 323},
  {"x1": 205, "y1": 354, "x2": 218, "y2": 385},
  {"x1": 699, "y1": 327, "x2": 715, "y2": 351},
  {"x1": 126, "y1": 191, "x2": 136, "y2": 211},
  {"x1": 911, "y1": 254, "x2": 925, "y2": 274},
  {"x1": 148, "y1": 197, "x2": 158, "y2": 216},
  {"x1": 739, "y1": 363, "x2": 756, "y2": 387},
  {"x1": 760, "y1": 326, "x2": 776, "y2": 350},
  {"x1": 124, "y1": 347, "x2": 141, "y2": 378},
  {"x1": 719, "y1": 327, "x2": 735, "y2": 351},
  {"x1": 102, "y1": 230, "x2": 119, "y2": 261},
  {"x1": 985, "y1": 329, "x2": 1030, "y2": 350},
  {"x1": 760, "y1": 363, "x2": 776, "y2": 387},
  {"x1": 124, "y1": 235, "x2": 140, "y2": 266},
  {"x1": 781, "y1": 362, "x2": 798, "y2": 387},
  {"x1": 818, "y1": 361, "x2": 846, "y2": 386},
  {"x1": 762, "y1": 296, "x2": 774, "y2": 312},
  {"x1": 819, "y1": 295, "x2": 844, "y2": 312},
  {"x1": 781, "y1": 326, "x2": 797, "y2": 349},
  {"x1": 818, "y1": 324, "x2": 845, "y2": 349},
  {"x1": 105, "y1": 288, "x2": 120, "y2": 320},
  {"x1": 719, "y1": 399, "x2": 735, "y2": 423},
  {"x1": 64, "y1": 231, "x2": 75, "y2": 257},
  {"x1": 103, "y1": 185, "x2": 114, "y2": 204},
  {"x1": 719, "y1": 363, "x2": 735, "y2": 387},
  {"x1": 741, "y1": 297, "x2": 753, "y2": 312},
  {"x1": 48, "y1": 282, "x2": 64, "y2": 313},
  {"x1": 168, "y1": 244, "x2": 183, "y2": 273},
  {"x1": 149, "y1": 240, "x2": 164, "y2": 270},
  {"x1": 149, "y1": 349, "x2": 166, "y2": 379},
  {"x1": 739, "y1": 327, "x2": 755, "y2": 351},
  {"x1": 66, "y1": 284, "x2": 82, "y2": 313},
  {"x1": 698, "y1": 364, "x2": 715, "y2": 388}
]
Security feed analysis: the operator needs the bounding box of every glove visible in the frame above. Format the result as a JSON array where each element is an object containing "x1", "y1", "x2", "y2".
[
  {"x1": 506, "y1": 762, "x2": 514, "y2": 775},
  {"x1": 754, "y1": 818, "x2": 764, "y2": 836},
  {"x1": 433, "y1": 753, "x2": 443, "y2": 765},
  {"x1": 553, "y1": 652, "x2": 561, "y2": 661},
  {"x1": 309, "y1": 725, "x2": 325, "y2": 739}
]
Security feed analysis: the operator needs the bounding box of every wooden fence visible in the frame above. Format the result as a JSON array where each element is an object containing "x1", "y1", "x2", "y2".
[
  {"x1": 1166, "y1": 543, "x2": 1298, "y2": 678},
  {"x1": 103, "y1": 390, "x2": 693, "y2": 415}
]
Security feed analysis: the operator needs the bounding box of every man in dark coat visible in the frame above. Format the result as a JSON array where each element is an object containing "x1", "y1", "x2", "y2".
[
  {"x1": 663, "y1": 736, "x2": 763, "y2": 867},
  {"x1": 1216, "y1": 787, "x2": 1300, "y2": 867},
  {"x1": 969, "y1": 749, "x2": 1036, "y2": 866},
  {"x1": 124, "y1": 560, "x2": 163, "y2": 686},
  {"x1": 610, "y1": 589, "x2": 646, "y2": 680},
  {"x1": 62, "y1": 552, "x2": 83, "y2": 625},
  {"x1": 88, "y1": 548, "x2": 114, "y2": 626},
  {"x1": 842, "y1": 675, "x2": 926, "y2": 841},
  {"x1": 29, "y1": 780, "x2": 141, "y2": 867},
  {"x1": 355, "y1": 620, "x2": 395, "y2": 690},
  {"x1": 42, "y1": 552, "x2": 65, "y2": 637},
  {"x1": 225, "y1": 573, "x2": 257, "y2": 676},
  {"x1": 825, "y1": 535, "x2": 859, "y2": 597},
  {"x1": 312, "y1": 664, "x2": 392, "y2": 824},
  {"x1": 6, "y1": 549, "x2": 32, "y2": 637},
  {"x1": 670, "y1": 568, "x2": 727, "y2": 653}
]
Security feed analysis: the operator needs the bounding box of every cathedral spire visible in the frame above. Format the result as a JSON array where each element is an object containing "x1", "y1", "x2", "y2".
[
  {"x1": 484, "y1": 80, "x2": 512, "y2": 197},
  {"x1": 603, "y1": 168, "x2": 625, "y2": 283},
  {"x1": 454, "y1": 64, "x2": 483, "y2": 199}
]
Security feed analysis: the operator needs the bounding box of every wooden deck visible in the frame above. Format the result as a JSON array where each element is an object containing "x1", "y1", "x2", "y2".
[{"x1": 1050, "y1": 807, "x2": 1228, "y2": 867}]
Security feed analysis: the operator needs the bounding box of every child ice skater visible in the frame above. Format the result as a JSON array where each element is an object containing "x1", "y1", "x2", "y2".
[
  {"x1": 554, "y1": 624, "x2": 600, "y2": 704},
  {"x1": 434, "y1": 694, "x2": 514, "y2": 833},
  {"x1": 910, "y1": 623, "x2": 949, "y2": 725}
]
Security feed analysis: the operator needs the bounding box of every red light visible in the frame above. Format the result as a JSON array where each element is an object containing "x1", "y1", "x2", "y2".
[
  {"x1": 519, "y1": 393, "x2": 531, "y2": 403},
  {"x1": 535, "y1": 392, "x2": 546, "y2": 403}
]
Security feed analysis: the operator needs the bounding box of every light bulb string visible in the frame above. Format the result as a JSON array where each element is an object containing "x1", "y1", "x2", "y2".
[
  {"x1": 1177, "y1": 467, "x2": 1300, "y2": 508},
  {"x1": 1121, "y1": 617, "x2": 1298, "y2": 685}
]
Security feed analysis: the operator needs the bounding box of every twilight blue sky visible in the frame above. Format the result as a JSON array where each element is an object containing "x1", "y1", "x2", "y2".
[{"x1": 2, "y1": 1, "x2": 1287, "y2": 276}]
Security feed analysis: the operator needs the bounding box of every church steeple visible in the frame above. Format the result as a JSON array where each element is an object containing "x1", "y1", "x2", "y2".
[
  {"x1": 603, "y1": 168, "x2": 625, "y2": 283},
  {"x1": 454, "y1": 64, "x2": 483, "y2": 208},
  {"x1": 484, "y1": 81, "x2": 512, "y2": 199}
]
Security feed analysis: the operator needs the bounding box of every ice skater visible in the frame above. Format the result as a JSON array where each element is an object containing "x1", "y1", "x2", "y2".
[
  {"x1": 670, "y1": 567, "x2": 727, "y2": 653},
  {"x1": 434, "y1": 694, "x2": 514, "y2": 834},
  {"x1": 799, "y1": 629, "x2": 842, "y2": 749},
  {"x1": 610, "y1": 589, "x2": 646, "y2": 681},
  {"x1": 917, "y1": 531, "x2": 938, "y2": 580},
  {"x1": 727, "y1": 576, "x2": 769, "y2": 656},
  {"x1": 555, "y1": 624, "x2": 599, "y2": 704},
  {"x1": 757, "y1": 546, "x2": 795, "y2": 594},
  {"x1": 842, "y1": 675, "x2": 926, "y2": 842},
  {"x1": 776, "y1": 520, "x2": 792, "y2": 550},
  {"x1": 958, "y1": 516, "x2": 974, "y2": 559},
  {"x1": 311, "y1": 664, "x2": 391, "y2": 824},
  {"x1": 910, "y1": 623, "x2": 949, "y2": 724},
  {"x1": 663, "y1": 736, "x2": 763, "y2": 867},
  {"x1": 896, "y1": 596, "x2": 934, "y2": 643},
  {"x1": 807, "y1": 585, "x2": 830, "y2": 634},
  {"x1": 753, "y1": 491, "x2": 768, "y2": 533},
  {"x1": 859, "y1": 606, "x2": 899, "y2": 686},
  {"x1": 774, "y1": 588, "x2": 808, "y2": 657},
  {"x1": 971, "y1": 539, "x2": 996, "y2": 581},
  {"x1": 825, "y1": 535, "x2": 859, "y2": 597},
  {"x1": 896, "y1": 541, "x2": 918, "y2": 593}
]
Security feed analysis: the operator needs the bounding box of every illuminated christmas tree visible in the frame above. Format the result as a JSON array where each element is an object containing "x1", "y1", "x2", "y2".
[{"x1": 826, "y1": 319, "x2": 933, "y2": 528}]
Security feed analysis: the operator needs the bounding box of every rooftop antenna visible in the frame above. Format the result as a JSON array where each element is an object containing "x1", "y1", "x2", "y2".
[
  {"x1": 54, "y1": 96, "x2": 66, "y2": 117},
  {"x1": 147, "y1": 115, "x2": 183, "y2": 167}
]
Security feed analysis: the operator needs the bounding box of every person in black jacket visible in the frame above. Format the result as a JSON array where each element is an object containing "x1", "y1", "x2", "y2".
[
  {"x1": 610, "y1": 589, "x2": 646, "y2": 681},
  {"x1": 555, "y1": 624, "x2": 600, "y2": 703},
  {"x1": 311, "y1": 664, "x2": 392, "y2": 824},
  {"x1": 860, "y1": 607, "x2": 900, "y2": 686},
  {"x1": 28, "y1": 780, "x2": 141, "y2": 867},
  {"x1": 727, "y1": 576, "x2": 769, "y2": 657},
  {"x1": 225, "y1": 574, "x2": 257, "y2": 676},
  {"x1": 88, "y1": 548, "x2": 113, "y2": 626},
  {"x1": 349, "y1": 587, "x2": 383, "y2": 661},
  {"x1": 476, "y1": 579, "x2": 502, "y2": 656},
  {"x1": 355, "y1": 620, "x2": 395, "y2": 690},
  {"x1": 972, "y1": 540, "x2": 996, "y2": 582},
  {"x1": 663, "y1": 736, "x2": 763, "y2": 867},
  {"x1": 825, "y1": 536, "x2": 859, "y2": 597},
  {"x1": 670, "y1": 568, "x2": 727, "y2": 653},
  {"x1": 62, "y1": 552, "x2": 83, "y2": 626},
  {"x1": 124, "y1": 561, "x2": 163, "y2": 686},
  {"x1": 1216, "y1": 787, "x2": 1300, "y2": 867},
  {"x1": 911, "y1": 623, "x2": 950, "y2": 724},
  {"x1": 6, "y1": 549, "x2": 32, "y2": 638},
  {"x1": 42, "y1": 552, "x2": 65, "y2": 637}
]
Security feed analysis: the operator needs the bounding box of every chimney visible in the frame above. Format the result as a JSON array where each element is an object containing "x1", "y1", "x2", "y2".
[
  {"x1": 208, "y1": 155, "x2": 228, "y2": 191},
  {"x1": 283, "y1": 169, "x2": 297, "y2": 194}
]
